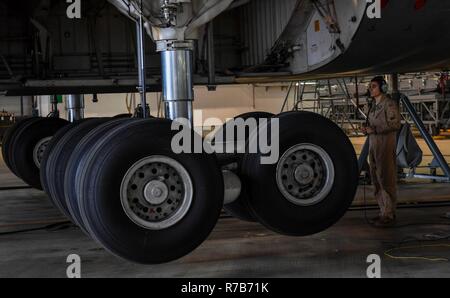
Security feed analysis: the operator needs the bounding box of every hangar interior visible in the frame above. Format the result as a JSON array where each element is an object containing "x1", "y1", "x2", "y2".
[{"x1": 1, "y1": 0, "x2": 450, "y2": 278}]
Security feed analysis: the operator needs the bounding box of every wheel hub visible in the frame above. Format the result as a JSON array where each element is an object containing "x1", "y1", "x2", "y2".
[
  {"x1": 33, "y1": 137, "x2": 52, "y2": 168},
  {"x1": 144, "y1": 180, "x2": 169, "y2": 205},
  {"x1": 120, "y1": 156, "x2": 193, "y2": 230},
  {"x1": 294, "y1": 164, "x2": 315, "y2": 185},
  {"x1": 276, "y1": 144, "x2": 335, "y2": 206}
]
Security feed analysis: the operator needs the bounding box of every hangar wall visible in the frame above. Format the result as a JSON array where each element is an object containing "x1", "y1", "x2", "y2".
[
  {"x1": 0, "y1": 85, "x2": 287, "y2": 127},
  {"x1": 0, "y1": 96, "x2": 33, "y2": 116},
  {"x1": 79, "y1": 85, "x2": 287, "y2": 127}
]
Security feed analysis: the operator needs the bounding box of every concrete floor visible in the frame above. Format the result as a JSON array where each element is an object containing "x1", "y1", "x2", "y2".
[
  {"x1": 1, "y1": 139, "x2": 450, "y2": 278},
  {"x1": 1, "y1": 188, "x2": 449, "y2": 278},
  {"x1": 1, "y1": 175, "x2": 450, "y2": 277}
]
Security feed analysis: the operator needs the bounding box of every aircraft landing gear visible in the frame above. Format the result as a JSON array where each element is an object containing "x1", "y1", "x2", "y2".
[
  {"x1": 2, "y1": 117, "x2": 35, "y2": 173},
  {"x1": 212, "y1": 110, "x2": 358, "y2": 236},
  {"x1": 1, "y1": 94, "x2": 85, "y2": 190},
  {"x1": 214, "y1": 111, "x2": 274, "y2": 222},
  {"x1": 1, "y1": 1, "x2": 360, "y2": 264},
  {"x1": 64, "y1": 118, "x2": 131, "y2": 233},
  {"x1": 41, "y1": 118, "x2": 112, "y2": 220},
  {"x1": 5, "y1": 117, "x2": 69, "y2": 189},
  {"x1": 74, "y1": 119, "x2": 224, "y2": 264},
  {"x1": 241, "y1": 112, "x2": 359, "y2": 236}
]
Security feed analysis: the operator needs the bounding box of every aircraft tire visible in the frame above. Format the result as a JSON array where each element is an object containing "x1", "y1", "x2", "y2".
[
  {"x1": 75, "y1": 118, "x2": 224, "y2": 264},
  {"x1": 9, "y1": 117, "x2": 69, "y2": 189},
  {"x1": 64, "y1": 118, "x2": 131, "y2": 232},
  {"x1": 241, "y1": 111, "x2": 359, "y2": 236},
  {"x1": 2, "y1": 117, "x2": 38, "y2": 175},
  {"x1": 41, "y1": 118, "x2": 110, "y2": 220}
]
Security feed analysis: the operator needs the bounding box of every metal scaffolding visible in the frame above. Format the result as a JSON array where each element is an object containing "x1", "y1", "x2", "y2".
[{"x1": 280, "y1": 73, "x2": 450, "y2": 137}]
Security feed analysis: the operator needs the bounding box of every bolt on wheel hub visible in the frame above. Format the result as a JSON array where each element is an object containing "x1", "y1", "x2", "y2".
[{"x1": 276, "y1": 144, "x2": 335, "y2": 206}]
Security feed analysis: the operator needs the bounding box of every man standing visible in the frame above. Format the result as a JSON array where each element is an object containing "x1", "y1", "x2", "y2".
[{"x1": 363, "y1": 76, "x2": 402, "y2": 227}]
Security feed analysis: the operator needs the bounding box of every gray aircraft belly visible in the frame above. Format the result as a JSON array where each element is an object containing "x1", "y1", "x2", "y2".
[{"x1": 238, "y1": 0, "x2": 450, "y2": 83}]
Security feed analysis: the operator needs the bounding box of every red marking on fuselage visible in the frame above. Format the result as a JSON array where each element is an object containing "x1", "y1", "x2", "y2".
[{"x1": 415, "y1": 0, "x2": 426, "y2": 10}]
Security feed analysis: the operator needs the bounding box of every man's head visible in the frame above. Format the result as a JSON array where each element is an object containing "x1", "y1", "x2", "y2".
[{"x1": 370, "y1": 76, "x2": 388, "y2": 97}]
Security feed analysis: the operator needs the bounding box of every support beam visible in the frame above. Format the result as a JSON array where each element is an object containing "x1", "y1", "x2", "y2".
[
  {"x1": 20, "y1": 96, "x2": 24, "y2": 117},
  {"x1": 207, "y1": 22, "x2": 216, "y2": 91},
  {"x1": 400, "y1": 94, "x2": 450, "y2": 181},
  {"x1": 390, "y1": 73, "x2": 400, "y2": 101},
  {"x1": 359, "y1": 93, "x2": 450, "y2": 182},
  {"x1": 135, "y1": 1, "x2": 148, "y2": 118},
  {"x1": 50, "y1": 95, "x2": 59, "y2": 118}
]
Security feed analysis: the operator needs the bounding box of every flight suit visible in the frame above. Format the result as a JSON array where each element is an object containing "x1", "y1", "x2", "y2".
[{"x1": 367, "y1": 94, "x2": 402, "y2": 220}]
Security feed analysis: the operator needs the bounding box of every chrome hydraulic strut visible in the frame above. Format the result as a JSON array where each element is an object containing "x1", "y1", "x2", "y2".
[
  {"x1": 157, "y1": 40, "x2": 195, "y2": 124},
  {"x1": 65, "y1": 94, "x2": 85, "y2": 122}
]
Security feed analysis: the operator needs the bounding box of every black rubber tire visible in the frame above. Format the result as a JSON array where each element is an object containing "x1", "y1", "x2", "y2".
[
  {"x1": 241, "y1": 111, "x2": 359, "y2": 236},
  {"x1": 113, "y1": 113, "x2": 133, "y2": 119},
  {"x1": 64, "y1": 118, "x2": 130, "y2": 232},
  {"x1": 7, "y1": 118, "x2": 45, "y2": 178},
  {"x1": 9, "y1": 117, "x2": 69, "y2": 189},
  {"x1": 41, "y1": 118, "x2": 109, "y2": 219},
  {"x1": 2, "y1": 117, "x2": 37, "y2": 175},
  {"x1": 214, "y1": 112, "x2": 274, "y2": 222},
  {"x1": 40, "y1": 119, "x2": 90, "y2": 201},
  {"x1": 76, "y1": 119, "x2": 224, "y2": 264}
]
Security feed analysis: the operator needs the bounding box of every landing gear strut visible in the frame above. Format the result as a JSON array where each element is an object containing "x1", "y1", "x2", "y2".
[
  {"x1": 56, "y1": 2, "x2": 224, "y2": 264},
  {"x1": 158, "y1": 40, "x2": 194, "y2": 123},
  {"x1": 65, "y1": 95, "x2": 85, "y2": 122}
]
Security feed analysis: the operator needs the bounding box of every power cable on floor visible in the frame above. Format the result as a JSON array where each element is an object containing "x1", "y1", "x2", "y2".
[
  {"x1": 0, "y1": 221, "x2": 73, "y2": 236},
  {"x1": 362, "y1": 177, "x2": 377, "y2": 227},
  {"x1": 384, "y1": 244, "x2": 450, "y2": 262},
  {"x1": 0, "y1": 186, "x2": 32, "y2": 191},
  {"x1": 383, "y1": 233, "x2": 450, "y2": 245},
  {"x1": 362, "y1": 180, "x2": 450, "y2": 261},
  {"x1": 383, "y1": 233, "x2": 450, "y2": 262}
]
